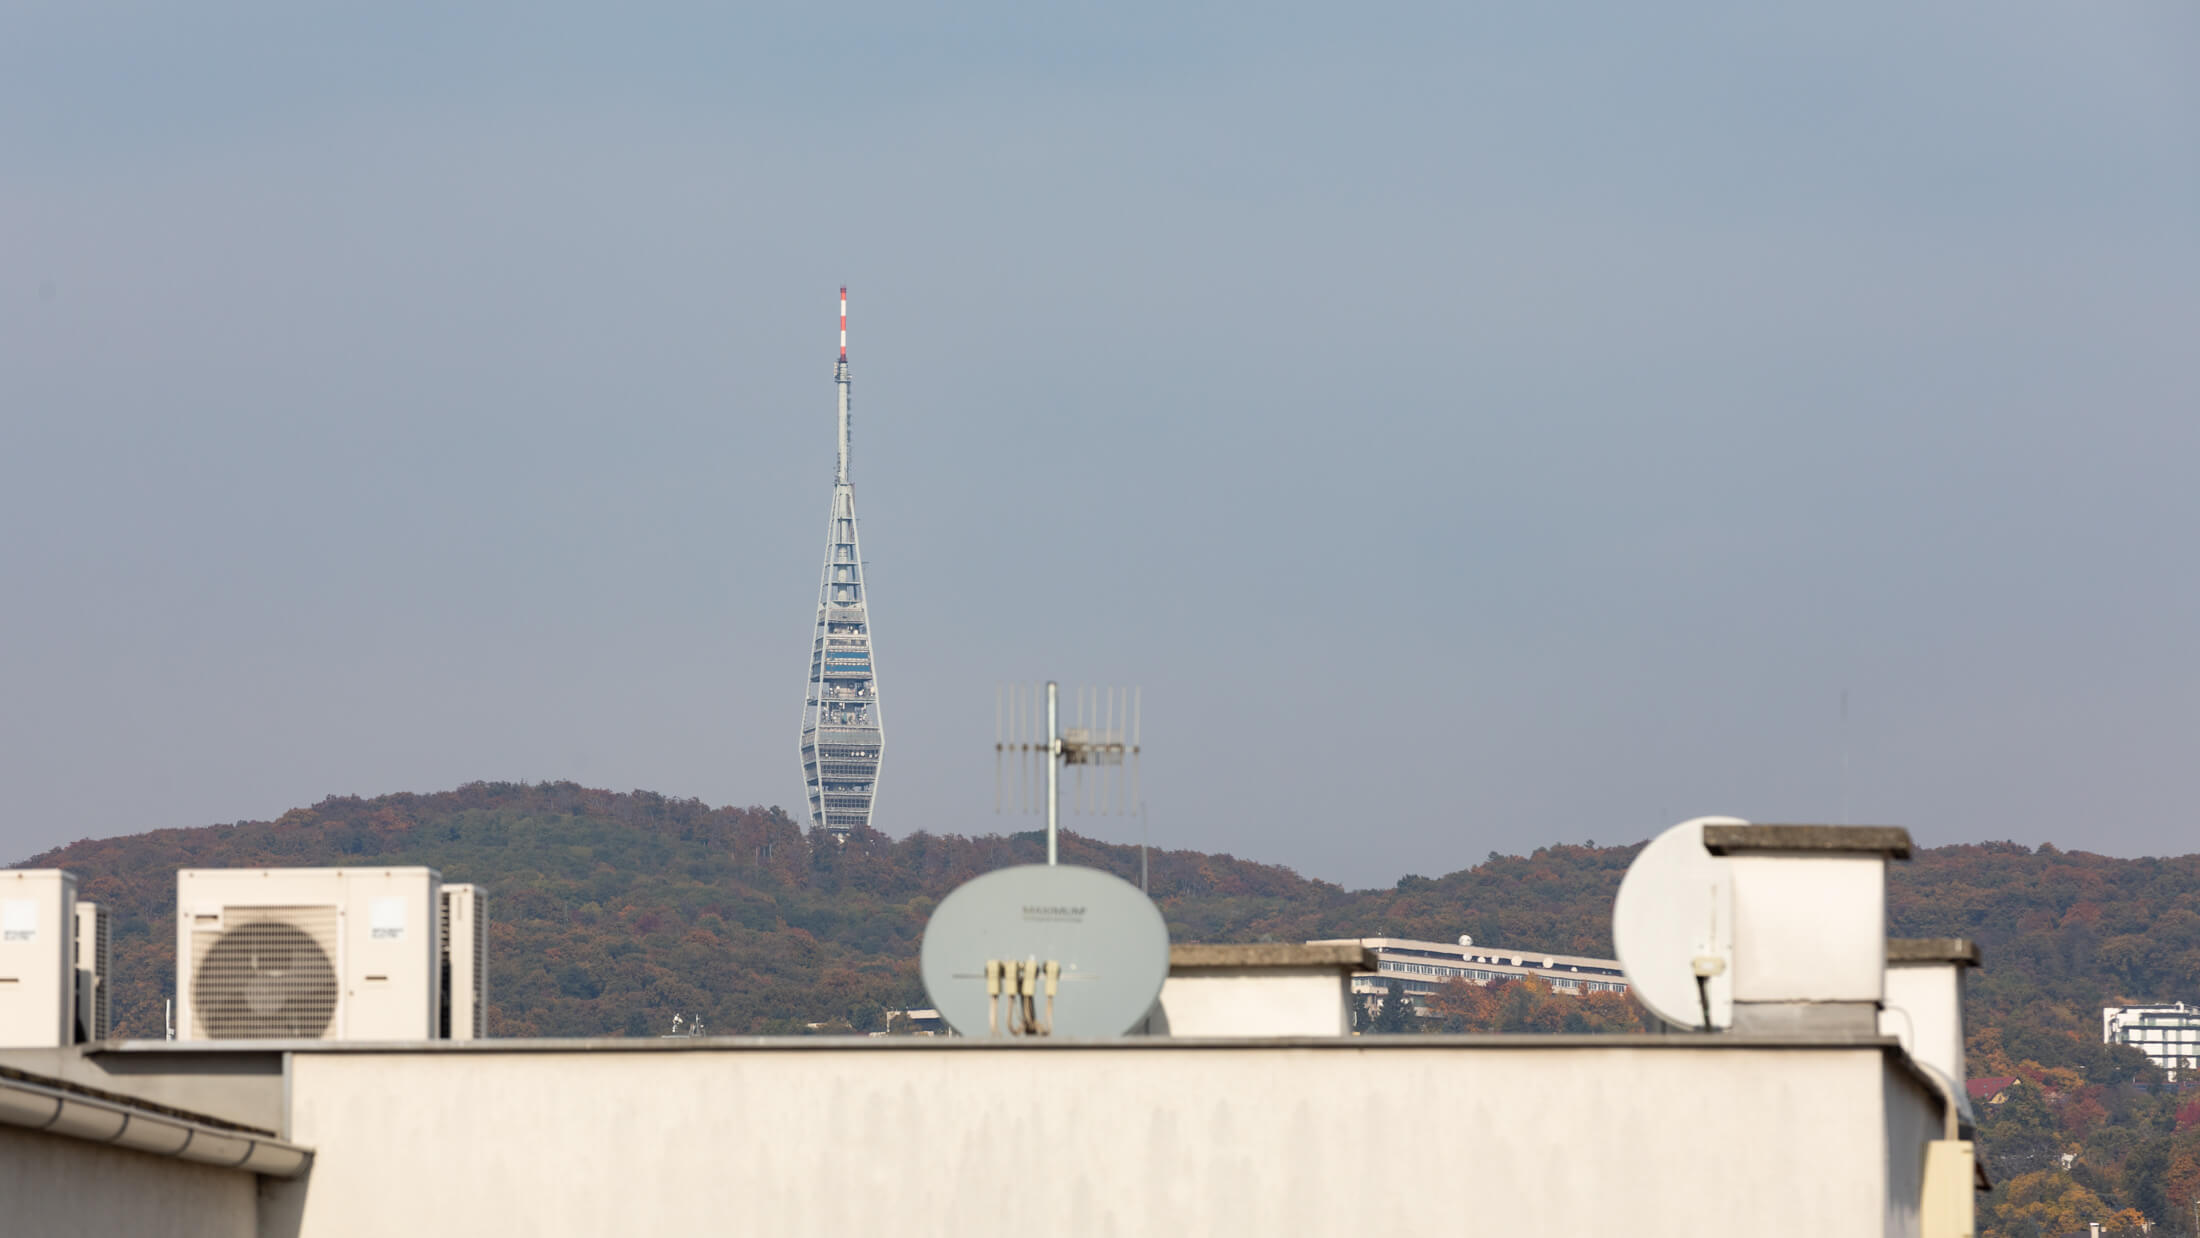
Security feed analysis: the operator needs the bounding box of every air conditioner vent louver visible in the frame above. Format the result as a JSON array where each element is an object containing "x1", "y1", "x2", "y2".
[
  {"x1": 191, "y1": 907, "x2": 340, "y2": 1039},
  {"x1": 472, "y1": 897, "x2": 487, "y2": 1038}
]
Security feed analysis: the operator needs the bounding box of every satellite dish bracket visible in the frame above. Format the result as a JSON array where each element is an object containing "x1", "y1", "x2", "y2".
[{"x1": 984, "y1": 957, "x2": 1061, "y2": 1037}]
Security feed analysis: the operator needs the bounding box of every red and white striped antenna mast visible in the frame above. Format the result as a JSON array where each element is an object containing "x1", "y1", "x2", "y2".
[{"x1": 834, "y1": 285, "x2": 852, "y2": 485}]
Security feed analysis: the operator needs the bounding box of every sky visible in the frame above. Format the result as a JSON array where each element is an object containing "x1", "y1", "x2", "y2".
[{"x1": 3, "y1": 3, "x2": 2196, "y2": 888}]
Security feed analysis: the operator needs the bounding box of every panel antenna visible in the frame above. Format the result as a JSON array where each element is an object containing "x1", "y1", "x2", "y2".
[{"x1": 995, "y1": 682, "x2": 1140, "y2": 865}]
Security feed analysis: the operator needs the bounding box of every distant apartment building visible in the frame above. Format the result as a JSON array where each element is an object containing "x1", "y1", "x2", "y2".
[
  {"x1": 1306, "y1": 936, "x2": 1629, "y2": 1010},
  {"x1": 875, "y1": 1008, "x2": 947, "y2": 1036},
  {"x1": 2103, "y1": 1002, "x2": 2200, "y2": 1077}
]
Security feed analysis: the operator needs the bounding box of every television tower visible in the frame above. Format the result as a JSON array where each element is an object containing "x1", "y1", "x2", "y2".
[{"x1": 798, "y1": 287, "x2": 884, "y2": 835}]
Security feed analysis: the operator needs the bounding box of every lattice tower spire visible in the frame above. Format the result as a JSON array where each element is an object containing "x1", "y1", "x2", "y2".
[{"x1": 798, "y1": 286, "x2": 884, "y2": 834}]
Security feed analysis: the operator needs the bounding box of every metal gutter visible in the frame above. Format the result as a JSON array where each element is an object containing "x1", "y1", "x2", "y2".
[{"x1": 0, "y1": 1064, "x2": 311, "y2": 1178}]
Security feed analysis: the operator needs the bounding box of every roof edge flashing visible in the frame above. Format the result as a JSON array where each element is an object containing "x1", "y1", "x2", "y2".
[
  {"x1": 1703, "y1": 824, "x2": 1913, "y2": 859},
  {"x1": 1170, "y1": 944, "x2": 1373, "y2": 971},
  {"x1": 1888, "y1": 938, "x2": 1981, "y2": 967}
]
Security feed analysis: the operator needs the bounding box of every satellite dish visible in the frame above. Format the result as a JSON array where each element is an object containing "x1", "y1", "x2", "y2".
[
  {"x1": 920, "y1": 864, "x2": 1169, "y2": 1038},
  {"x1": 1611, "y1": 816, "x2": 1746, "y2": 1031},
  {"x1": 1457, "y1": 934, "x2": 1473, "y2": 948}
]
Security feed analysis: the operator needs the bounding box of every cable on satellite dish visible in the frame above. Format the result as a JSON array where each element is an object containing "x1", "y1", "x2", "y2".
[{"x1": 1611, "y1": 816, "x2": 1748, "y2": 1032}]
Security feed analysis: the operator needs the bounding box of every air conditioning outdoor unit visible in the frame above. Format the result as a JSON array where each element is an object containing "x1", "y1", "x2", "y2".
[
  {"x1": 439, "y1": 883, "x2": 486, "y2": 1040},
  {"x1": 0, "y1": 869, "x2": 77, "y2": 1048},
  {"x1": 74, "y1": 900, "x2": 110, "y2": 1042},
  {"x1": 176, "y1": 868, "x2": 444, "y2": 1041}
]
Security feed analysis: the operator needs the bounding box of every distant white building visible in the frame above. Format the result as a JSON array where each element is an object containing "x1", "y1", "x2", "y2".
[
  {"x1": 1306, "y1": 936, "x2": 1629, "y2": 1010},
  {"x1": 2103, "y1": 1002, "x2": 2200, "y2": 1077},
  {"x1": 874, "y1": 1008, "x2": 947, "y2": 1036}
]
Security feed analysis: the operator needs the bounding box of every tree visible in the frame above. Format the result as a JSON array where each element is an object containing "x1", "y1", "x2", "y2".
[
  {"x1": 1367, "y1": 978, "x2": 1417, "y2": 1034},
  {"x1": 2120, "y1": 1137, "x2": 2174, "y2": 1233},
  {"x1": 1425, "y1": 976, "x2": 1501, "y2": 1032},
  {"x1": 1981, "y1": 1170, "x2": 2150, "y2": 1236},
  {"x1": 1977, "y1": 1078, "x2": 2062, "y2": 1181}
]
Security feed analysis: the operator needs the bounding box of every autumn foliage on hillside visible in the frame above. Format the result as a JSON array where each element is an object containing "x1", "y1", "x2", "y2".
[
  {"x1": 14, "y1": 781, "x2": 1641, "y2": 1039},
  {"x1": 15, "y1": 782, "x2": 2200, "y2": 1233},
  {"x1": 1891, "y1": 843, "x2": 2200, "y2": 1235},
  {"x1": 1418, "y1": 973, "x2": 1651, "y2": 1034}
]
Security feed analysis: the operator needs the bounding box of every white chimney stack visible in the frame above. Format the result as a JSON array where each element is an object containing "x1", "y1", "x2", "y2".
[
  {"x1": 1700, "y1": 825, "x2": 1913, "y2": 1035},
  {"x1": 1883, "y1": 938, "x2": 1980, "y2": 1103}
]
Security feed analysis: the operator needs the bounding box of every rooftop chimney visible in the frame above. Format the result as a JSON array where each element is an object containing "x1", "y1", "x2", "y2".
[
  {"x1": 1146, "y1": 944, "x2": 1373, "y2": 1037},
  {"x1": 1883, "y1": 938, "x2": 1980, "y2": 1107},
  {"x1": 1700, "y1": 825, "x2": 1913, "y2": 1035}
]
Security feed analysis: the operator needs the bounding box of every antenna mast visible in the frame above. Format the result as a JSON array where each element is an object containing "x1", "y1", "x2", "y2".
[{"x1": 997, "y1": 682, "x2": 1141, "y2": 865}]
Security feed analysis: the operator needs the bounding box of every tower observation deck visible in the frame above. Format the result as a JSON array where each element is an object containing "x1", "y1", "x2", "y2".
[{"x1": 799, "y1": 287, "x2": 883, "y2": 835}]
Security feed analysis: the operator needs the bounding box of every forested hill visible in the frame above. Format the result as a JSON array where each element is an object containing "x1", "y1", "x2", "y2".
[
  {"x1": 13, "y1": 781, "x2": 1640, "y2": 1039},
  {"x1": 9, "y1": 781, "x2": 2196, "y2": 1055}
]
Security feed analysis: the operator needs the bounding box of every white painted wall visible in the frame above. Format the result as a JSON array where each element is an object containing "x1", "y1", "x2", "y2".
[
  {"x1": 0, "y1": 1122, "x2": 256, "y2": 1238},
  {"x1": 1152, "y1": 969, "x2": 1349, "y2": 1036},
  {"x1": 0, "y1": 1046, "x2": 287, "y2": 1135},
  {"x1": 1882, "y1": 964, "x2": 1964, "y2": 1091},
  {"x1": 1883, "y1": 1063, "x2": 1940, "y2": 1237},
  {"x1": 269, "y1": 1040, "x2": 1937, "y2": 1238},
  {"x1": 1727, "y1": 855, "x2": 1886, "y2": 1004}
]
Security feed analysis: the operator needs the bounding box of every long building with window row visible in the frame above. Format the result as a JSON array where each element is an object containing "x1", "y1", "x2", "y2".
[{"x1": 1307, "y1": 936, "x2": 1630, "y2": 1009}]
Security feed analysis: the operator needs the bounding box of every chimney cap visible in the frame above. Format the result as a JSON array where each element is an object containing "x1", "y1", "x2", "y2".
[
  {"x1": 1887, "y1": 937, "x2": 1981, "y2": 967},
  {"x1": 1169, "y1": 943, "x2": 1374, "y2": 972},
  {"x1": 1701, "y1": 824, "x2": 1913, "y2": 859}
]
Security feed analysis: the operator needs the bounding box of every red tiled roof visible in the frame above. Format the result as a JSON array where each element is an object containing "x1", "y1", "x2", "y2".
[{"x1": 1966, "y1": 1076, "x2": 2018, "y2": 1100}]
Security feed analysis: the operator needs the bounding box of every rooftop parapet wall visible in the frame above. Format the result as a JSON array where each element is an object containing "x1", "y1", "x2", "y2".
[{"x1": 247, "y1": 1035, "x2": 1941, "y2": 1237}]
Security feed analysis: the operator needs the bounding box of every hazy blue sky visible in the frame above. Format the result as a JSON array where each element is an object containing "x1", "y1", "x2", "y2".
[{"x1": 4, "y1": 4, "x2": 2196, "y2": 887}]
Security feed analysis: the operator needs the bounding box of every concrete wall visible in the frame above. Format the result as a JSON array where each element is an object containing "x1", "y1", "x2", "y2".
[
  {"x1": 1882, "y1": 1062, "x2": 1940, "y2": 1237},
  {"x1": 0, "y1": 1121, "x2": 257, "y2": 1238},
  {"x1": 0, "y1": 1045, "x2": 287, "y2": 1135},
  {"x1": 267, "y1": 1037, "x2": 1936, "y2": 1238},
  {"x1": 1882, "y1": 965, "x2": 1965, "y2": 1091}
]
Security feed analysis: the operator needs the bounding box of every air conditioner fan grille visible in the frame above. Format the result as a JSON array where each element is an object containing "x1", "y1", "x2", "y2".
[{"x1": 192, "y1": 908, "x2": 340, "y2": 1039}]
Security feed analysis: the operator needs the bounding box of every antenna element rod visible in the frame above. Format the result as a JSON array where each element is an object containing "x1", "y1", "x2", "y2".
[{"x1": 1046, "y1": 681, "x2": 1060, "y2": 865}]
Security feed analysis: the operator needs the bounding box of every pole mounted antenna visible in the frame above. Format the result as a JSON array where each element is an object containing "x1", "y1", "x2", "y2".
[
  {"x1": 839, "y1": 285, "x2": 848, "y2": 362},
  {"x1": 996, "y1": 682, "x2": 1141, "y2": 865}
]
